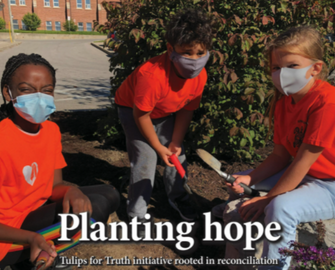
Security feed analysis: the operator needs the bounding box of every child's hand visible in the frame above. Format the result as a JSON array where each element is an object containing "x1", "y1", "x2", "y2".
[
  {"x1": 226, "y1": 175, "x2": 252, "y2": 194},
  {"x1": 29, "y1": 233, "x2": 57, "y2": 267},
  {"x1": 63, "y1": 187, "x2": 93, "y2": 215},
  {"x1": 239, "y1": 196, "x2": 272, "y2": 222},
  {"x1": 168, "y1": 141, "x2": 182, "y2": 157},
  {"x1": 157, "y1": 145, "x2": 174, "y2": 167}
]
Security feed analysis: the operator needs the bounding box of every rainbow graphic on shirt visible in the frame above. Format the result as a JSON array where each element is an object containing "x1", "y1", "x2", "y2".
[{"x1": 8, "y1": 218, "x2": 96, "y2": 254}]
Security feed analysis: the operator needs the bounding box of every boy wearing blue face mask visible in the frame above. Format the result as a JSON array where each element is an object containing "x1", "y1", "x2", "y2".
[{"x1": 115, "y1": 9, "x2": 212, "y2": 225}]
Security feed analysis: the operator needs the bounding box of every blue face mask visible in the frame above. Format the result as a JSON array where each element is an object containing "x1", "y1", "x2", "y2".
[{"x1": 9, "y1": 90, "x2": 56, "y2": 124}]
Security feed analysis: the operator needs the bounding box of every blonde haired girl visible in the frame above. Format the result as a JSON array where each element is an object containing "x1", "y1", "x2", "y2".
[{"x1": 224, "y1": 26, "x2": 335, "y2": 270}]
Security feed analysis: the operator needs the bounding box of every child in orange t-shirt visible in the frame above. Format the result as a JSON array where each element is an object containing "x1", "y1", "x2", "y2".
[
  {"x1": 0, "y1": 53, "x2": 120, "y2": 269},
  {"x1": 220, "y1": 26, "x2": 335, "y2": 270},
  {"x1": 115, "y1": 9, "x2": 212, "y2": 225}
]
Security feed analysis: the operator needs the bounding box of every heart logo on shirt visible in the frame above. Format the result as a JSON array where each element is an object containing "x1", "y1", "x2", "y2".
[{"x1": 22, "y1": 162, "x2": 38, "y2": 186}]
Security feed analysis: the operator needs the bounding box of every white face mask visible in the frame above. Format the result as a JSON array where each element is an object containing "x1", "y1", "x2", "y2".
[{"x1": 271, "y1": 64, "x2": 313, "y2": 96}]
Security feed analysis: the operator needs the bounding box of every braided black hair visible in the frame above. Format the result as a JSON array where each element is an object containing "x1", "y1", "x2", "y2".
[
  {"x1": 165, "y1": 9, "x2": 213, "y2": 50},
  {"x1": 0, "y1": 53, "x2": 56, "y2": 119}
]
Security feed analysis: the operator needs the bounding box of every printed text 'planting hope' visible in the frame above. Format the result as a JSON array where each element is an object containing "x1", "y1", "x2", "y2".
[{"x1": 58, "y1": 212, "x2": 281, "y2": 251}]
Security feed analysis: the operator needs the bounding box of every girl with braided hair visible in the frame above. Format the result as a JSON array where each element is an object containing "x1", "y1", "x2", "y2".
[{"x1": 0, "y1": 53, "x2": 120, "y2": 270}]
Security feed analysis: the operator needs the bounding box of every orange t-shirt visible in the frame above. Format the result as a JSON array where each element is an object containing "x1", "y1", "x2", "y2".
[
  {"x1": 273, "y1": 80, "x2": 335, "y2": 179},
  {"x1": 0, "y1": 118, "x2": 66, "y2": 261},
  {"x1": 114, "y1": 52, "x2": 207, "y2": 119}
]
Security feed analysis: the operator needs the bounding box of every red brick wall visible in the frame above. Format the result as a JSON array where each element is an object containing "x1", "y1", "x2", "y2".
[
  {"x1": 67, "y1": 0, "x2": 96, "y2": 31},
  {"x1": 0, "y1": 0, "x2": 119, "y2": 31},
  {"x1": 97, "y1": 0, "x2": 108, "y2": 26},
  {"x1": 34, "y1": 0, "x2": 65, "y2": 30},
  {"x1": 1, "y1": 0, "x2": 33, "y2": 29}
]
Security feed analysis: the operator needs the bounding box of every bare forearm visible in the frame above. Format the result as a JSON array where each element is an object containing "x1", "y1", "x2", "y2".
[
  {"x1": 266, "y1": 160, "x2": 309, "y2": 197},
  {"x1": 266, "y1": 143, "x2": 324, "y2": 197},
  {"x1": 133, "y1": 107, "x2": 161, "y2": 151},
  {"x1": 172, "y1": 109, "x2": 193, "y2": 145},
  {"x1": 249, "y1": 152, "x2": 291, "y2": 186},
  {"x1": 0, "y1": 223, "x2": 36, "y2": 244},
  {"x1": 50, "y1": 183, "x2": 72, "y2": 202}
]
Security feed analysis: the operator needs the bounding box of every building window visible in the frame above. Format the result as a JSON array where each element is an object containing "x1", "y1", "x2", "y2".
[
  {"x1": 21, "y1": 21, "x2": 26, "y2": 30},
  {"x1": 86, "y1": 22, "x2": 92, "y2": 31},
  {"x1": 10, "y1": 0, "x2": 16, "y2": 4},
  {"x1": 19, "y1": 0, "x2": 25, "y2": 5},
  {"x1": 76, "y1": 0, "x2": 82, "y2": 8},
  {"x1": 78, "y1": 22, "x2": 83, "y2": 31},
  {"x1": 85, "y1": 0, "x2": 90, "y2": 8},
  {"x1": 44, "y1": 0, "x2": 50, "y2": 6},
  {"x1": 55, "y1": 21, "x2": 61, "y2": 31},
  {"x1": 46, "y1": 21, "x2": 52, "y2": 31},
  {"x1": 13, "y1": 20, "x2": 19, "y2": 30},
  {"x1": 53, "y1": 0, "x2": 59, "y2": 7}
]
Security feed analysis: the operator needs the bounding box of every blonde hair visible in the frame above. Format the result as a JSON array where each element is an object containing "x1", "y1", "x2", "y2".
[{"x1": 266, "y1": 26, "x2": 328, "y2": 134}]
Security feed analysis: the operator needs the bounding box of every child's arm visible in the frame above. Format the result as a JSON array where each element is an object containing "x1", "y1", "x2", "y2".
[
  {"x1": 133, "y1": 105, "x2": 174, "y2": 167},
  {"x1": 169, "y1": 109, "x2": 194, "y2": 156},
  {"x1": 0, "y1": 223, "x2": 57, "y2": 266},
  {"x1": 50, "y1": 169, "x2": 92, "y2": 214},
  {"x1": 238, "y1": 143, "x2": 324, "y2": 221},
  {"x1": 228, "y1": 144, "x2": 292, "y2": 193}
]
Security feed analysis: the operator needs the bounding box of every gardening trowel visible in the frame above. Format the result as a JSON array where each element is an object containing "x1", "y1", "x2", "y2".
[
  {"x1": 196, "y1": 149, "x2": 260, "y2": 197},
  {"x1": 169, "y1": 154, "x2": 192, "y2": 194}
]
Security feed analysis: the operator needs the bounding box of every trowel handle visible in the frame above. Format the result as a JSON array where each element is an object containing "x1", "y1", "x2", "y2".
[
  {"x1": 169, "y1": 154, "x2": 192, "y2": 194},
  {"x1": 169, "y1": 154, "x2": 185, "y2": 178},
  {"x1": 225, "y1": 174, "x2": 260, "y2": 197}
]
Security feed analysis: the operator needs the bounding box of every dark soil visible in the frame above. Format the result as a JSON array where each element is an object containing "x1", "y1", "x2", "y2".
[{"x1": 50, "y1": 111, "x2": 274, "y2": 270}]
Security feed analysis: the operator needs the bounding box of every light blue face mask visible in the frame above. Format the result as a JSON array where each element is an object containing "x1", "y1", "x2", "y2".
[{"x1": 9, "y1": 90, "x2": 56, "y2": 124}]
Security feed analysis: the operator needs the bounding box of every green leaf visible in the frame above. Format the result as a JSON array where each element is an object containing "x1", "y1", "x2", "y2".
[{"x1": 240, "y1": 138, "x2": 247, "y2": 147}]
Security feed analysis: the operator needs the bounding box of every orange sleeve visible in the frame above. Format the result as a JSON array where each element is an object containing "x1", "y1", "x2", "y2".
[
  {"x1": 183, "y1": 69, "x2": 207, "y2": 111},
  {"x1": 133, "y1": 71, "x2": 162, "y2": 112},
  {"x1": 54, "y1": 126, "x2": 67, "y2": 170},
  {"x1": 303, "y1": 103, "x2": 335, "y2": 148}
]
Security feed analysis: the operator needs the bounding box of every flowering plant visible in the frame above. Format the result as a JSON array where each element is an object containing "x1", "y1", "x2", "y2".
[{"x1": 279, "y1": 221, "x2": 335, "y2": 270}]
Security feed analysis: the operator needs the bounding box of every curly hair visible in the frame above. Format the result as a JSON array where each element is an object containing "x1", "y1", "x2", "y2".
[
  {"x1": 165, "y1": 8, "x2": 213, "y2": 50},
  {"x1": 0, "y1": 53, "x2": 56, "y2": 118}
]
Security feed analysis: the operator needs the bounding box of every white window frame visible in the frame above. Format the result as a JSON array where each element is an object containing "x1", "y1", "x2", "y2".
[
  {"x1": 46, "y1": 21, "x2": 52, "y2": 31},
  {"x1": 19, "y1": 0, "x2": 25, "y2": 5},
  {"x1": 86, "y1": 22, "x2": 92, "y2": 31},
  {"x1": 10, "y1": 0, "x2": 16, "y2": 5},
  {"x1": 53, "y1": 0, "x2": 59, "y2": 7},
  {"x1": 55, "y1": 21, "x2": 61, "y2": 31},
  {"x1": 85, "y1": 0, "x2": 90, "y2": 9},
  {"x1": 12, "y1": 20, "x2": 19, "y2": 30},
  {"x1": 78, "y1": 22, "x2": 83, "y2": 31},
  {"x1": 76, "y1": 0, "x2": 82, "y2": 8},
  {"x1": 21, "y1": 20, "x2": 26, "y2": 30},
  {"x1": 44, "y1": 0, "x2": 50, "y2": 6}
]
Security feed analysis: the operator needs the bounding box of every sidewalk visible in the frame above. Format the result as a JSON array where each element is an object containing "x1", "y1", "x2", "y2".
[
  {"x1": 0, "y1": 41, "x2": 21, "y2": 52},
  {"x1": 90, "y1": 41, "x2": 115, "y2": 56}
]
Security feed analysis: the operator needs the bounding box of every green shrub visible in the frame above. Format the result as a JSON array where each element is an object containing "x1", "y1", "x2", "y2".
[
  {"x1": 63, "y1": 20, "x2": 78, "y2": 32},
  {"x1": 0, "y1": 18, "x2": 5, "y2": 30},
  {"x1": 97, "y1": 0, "x2": 335, "y2": 160},
  {"x1": 22, "y1": 13, "x2": 41, "y2": 31}
]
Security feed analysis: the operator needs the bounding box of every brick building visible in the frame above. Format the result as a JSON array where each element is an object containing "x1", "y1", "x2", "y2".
[{"x1": 0, "y1": 0, "x2": 113, "y2": 31}]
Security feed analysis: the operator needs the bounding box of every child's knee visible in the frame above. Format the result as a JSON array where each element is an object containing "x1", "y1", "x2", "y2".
[{"x1": 264, "y1": 196, "x2": 297, "y2": 227}]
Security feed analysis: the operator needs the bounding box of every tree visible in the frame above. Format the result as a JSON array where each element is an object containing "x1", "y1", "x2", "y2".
[
  {"x1": 63, "y1": 20, "x2": 78, "y2": 31},
  {"x1": 22, "y1": 13, "x2": 41, "y2": 31},
  {"x1": 0, "y1": 17, "x2": 5, "y2": 30},
  {"x1": 97, "y1": 0, "x2": 335, "y2": 160}
]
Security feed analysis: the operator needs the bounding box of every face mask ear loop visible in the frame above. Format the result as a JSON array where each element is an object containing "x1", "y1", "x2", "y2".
[{"x1": 7, "y1": 87, "x2": 15, "y2": 102}]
